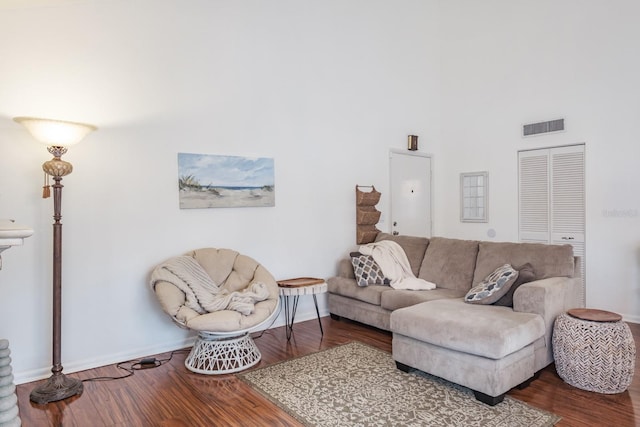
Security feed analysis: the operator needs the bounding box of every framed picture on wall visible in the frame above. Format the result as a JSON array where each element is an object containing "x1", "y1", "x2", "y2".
[
  {"x1": 178, "y1": 153, "x2": 275, "y2": 209},
  {"x1": 460, "y1": 171, "x2": 488, "y2": 222}
]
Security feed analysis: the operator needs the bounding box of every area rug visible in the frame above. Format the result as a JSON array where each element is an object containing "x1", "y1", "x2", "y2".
[{"x1": 238, "y1": 341, "x2": 560, "y2": 427}]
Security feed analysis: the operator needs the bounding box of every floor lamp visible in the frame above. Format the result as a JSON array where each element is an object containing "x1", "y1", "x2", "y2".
[{"x1": 14, "y1": 117, "x2": 97, "y2": 404}]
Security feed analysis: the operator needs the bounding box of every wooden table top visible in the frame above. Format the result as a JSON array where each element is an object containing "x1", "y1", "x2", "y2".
[
  {"x1": 277, "y1": 277, "x2": 325, "y2": 288},
  {"x1": 568, "y1": 308, "x2": 622, "y2": 322}
]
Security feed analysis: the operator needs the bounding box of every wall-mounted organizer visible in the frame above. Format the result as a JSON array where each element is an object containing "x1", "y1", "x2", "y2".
[
  {"x1": 355, "y1": 185, "x2": 381, "y2": 244},
  {"x1": 0, "y1": 339, "x2": 20, "y2": 427}
]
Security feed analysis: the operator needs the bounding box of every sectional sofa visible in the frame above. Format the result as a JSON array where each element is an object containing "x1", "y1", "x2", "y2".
[{"x1": 327, "y1": 232, "x2": 583, "y2": 405}]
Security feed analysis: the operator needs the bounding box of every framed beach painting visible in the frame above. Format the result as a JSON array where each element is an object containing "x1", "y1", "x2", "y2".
[{"x1": 178, "y1": 153, "x2": 275, "y2": 209}]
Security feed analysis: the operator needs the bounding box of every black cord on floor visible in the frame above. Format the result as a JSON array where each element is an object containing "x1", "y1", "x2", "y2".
[
  {"x1": 81, "y1": 349, "x2": 190, "y2": 383},
  {"x1": 252, "y1": 299, "x2": 284, "y2": 340}
]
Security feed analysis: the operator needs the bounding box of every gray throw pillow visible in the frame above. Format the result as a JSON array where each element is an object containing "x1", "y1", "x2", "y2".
[
  {"x1": 350, "y1": 252, "x2": 388, "y2": 287},
  {"x1": 464, "y1": 264, "x2": 519, "y2": 304},
  {"x1": 493, "y1": 263, "x2": 535, "y2": 307}
]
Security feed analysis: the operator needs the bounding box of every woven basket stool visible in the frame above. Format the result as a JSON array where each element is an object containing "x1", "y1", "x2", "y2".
[{"x1": 553, "y1": 309, "x2": 636, "y2": 394}]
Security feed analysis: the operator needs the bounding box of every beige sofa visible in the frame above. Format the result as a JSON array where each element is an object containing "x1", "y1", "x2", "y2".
[{"x1": 327, "y1": 233, "x2": 582, "y2": 405}]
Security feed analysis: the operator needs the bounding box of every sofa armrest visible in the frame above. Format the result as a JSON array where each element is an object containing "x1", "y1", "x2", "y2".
[
  {"x1": 513, "y1": 276, "x2": 583, "y2": 368},
  {"x1": 513, "y1": 277, "x2": 582, "y2": 318},
  {"x1": 337, "y1": 258, "x2": 355, "y2": 279}
]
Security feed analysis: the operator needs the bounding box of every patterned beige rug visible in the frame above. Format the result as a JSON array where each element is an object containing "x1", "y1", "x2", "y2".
[{"x1": 238, "y1": 341, "x2": 560, "y2": 427}]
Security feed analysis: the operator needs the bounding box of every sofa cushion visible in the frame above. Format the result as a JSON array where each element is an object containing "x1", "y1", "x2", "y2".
[
  {"x1": 417, "y1": 237, "x2": 479, "y2": 291},
  {"x1": 464, "y1": 264, "x2": 518, "y2": 304},
  {"x1": 390, "y1": 298, "x2": 545, "y2": 359},
  {"x1": 493, "y1": 263, "x2": 536, "y2": 307},
  {"x1": 381, "y1": 288, "x2": 466, "y2": 311},
  {"x1": 350, "y1": 252, "x2": 388, "y2": 287},
  {"x1": 375, "y1": 232, "x2": 429, "y2": 276},
  {"x1": 326, "y1": 277, "x2": 390, "y2": 305},
  {"x1": 472, "y1": 241, "x2": 574, "y2": 286}
]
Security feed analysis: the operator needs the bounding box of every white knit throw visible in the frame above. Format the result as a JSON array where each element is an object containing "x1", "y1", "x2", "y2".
[
  {"x1": 150, "y1": 256, "x2": 269, "y2": 315},
  {"x1": 359, "y1": 240, "x2": 436, "y2": 290}
]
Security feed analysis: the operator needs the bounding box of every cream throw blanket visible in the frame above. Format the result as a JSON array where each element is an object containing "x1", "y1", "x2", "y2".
[
  {"x1": 150, "y1": 256, "x2": 269, "y2": 315},
  {"x1": 360, "y1": 240, "x2": 436, "y2": 290}
]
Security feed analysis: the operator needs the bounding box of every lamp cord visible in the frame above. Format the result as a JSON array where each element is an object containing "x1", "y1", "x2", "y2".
[{"x1": 81, "y1": 349, "x2": 190, "y2": 383}]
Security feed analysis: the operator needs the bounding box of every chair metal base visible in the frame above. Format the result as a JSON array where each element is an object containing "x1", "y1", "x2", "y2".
[{"x1": 185, "y1": 332, "x2": 261, "y2": 375}]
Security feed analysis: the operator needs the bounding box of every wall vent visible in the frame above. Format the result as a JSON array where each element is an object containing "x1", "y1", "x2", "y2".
[{"x1": 523, "y1": 119, "x2": 564, "y2": 137}]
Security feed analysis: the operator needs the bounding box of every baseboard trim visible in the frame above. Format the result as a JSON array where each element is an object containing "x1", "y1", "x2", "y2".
[{"x1": 14, "y1": 309, "x2": 330, "y2": 385}]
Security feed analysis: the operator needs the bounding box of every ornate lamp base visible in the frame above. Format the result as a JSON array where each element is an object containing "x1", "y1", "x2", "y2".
[{"x1": 29, "y1": 372, "x2": 83, "y2": 404}]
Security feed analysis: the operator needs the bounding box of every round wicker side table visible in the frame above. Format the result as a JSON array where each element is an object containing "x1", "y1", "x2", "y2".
[{"x1": 553, "y1": 309, "x2": 636, "y2": 394}]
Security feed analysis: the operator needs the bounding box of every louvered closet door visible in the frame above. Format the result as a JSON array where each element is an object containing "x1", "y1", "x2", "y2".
[
  {"x1": 550, "y1": 145, "x2": 585, "y2": 297},
  {"x1": 518, "y1": 144, "x2": 586, "y2": 305},
  {"x1": 518, "y1": 150, "x2": 550, "y2": 243}
]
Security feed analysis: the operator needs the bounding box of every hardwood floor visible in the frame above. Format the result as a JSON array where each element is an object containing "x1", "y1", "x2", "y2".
[{"x1": 16, "y1": 318, "x2": 639, "y2": 426}]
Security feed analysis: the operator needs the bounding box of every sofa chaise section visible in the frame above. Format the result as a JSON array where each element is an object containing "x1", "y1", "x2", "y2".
[
  {"x1": 391, "y1": 299, "x2": 546, "y2": 404},
  {"x1": 389, "y1": 239, "x2": 581, "y2": 404}
]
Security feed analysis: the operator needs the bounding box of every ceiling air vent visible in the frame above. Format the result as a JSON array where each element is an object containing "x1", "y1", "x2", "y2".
[{"x1": 523, "y1": 118, "x2": 564, "y2": 137}]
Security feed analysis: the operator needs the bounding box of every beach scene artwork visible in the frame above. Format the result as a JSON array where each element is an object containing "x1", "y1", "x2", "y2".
[{"x1": 178, "y1": 153, "x2": 275, "y2": 209}]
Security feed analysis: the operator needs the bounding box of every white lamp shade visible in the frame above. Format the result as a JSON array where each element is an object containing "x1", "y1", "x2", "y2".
[{"x1": 14, "y1": 116, "x2": 97, "y2": 147}]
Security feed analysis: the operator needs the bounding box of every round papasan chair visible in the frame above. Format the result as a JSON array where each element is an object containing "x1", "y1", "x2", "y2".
[{"x1": 150, "y1": 248, "x2": 280, "y2": 374}]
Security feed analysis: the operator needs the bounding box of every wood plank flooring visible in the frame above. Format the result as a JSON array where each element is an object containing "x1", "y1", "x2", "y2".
[{"x1": 16, "y1": 318, "x2": 640, "y2": 426}]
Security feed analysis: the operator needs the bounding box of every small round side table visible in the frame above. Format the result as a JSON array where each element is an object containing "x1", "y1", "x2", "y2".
[
  {"x1": 277, "y1": 277, "x2": 327, "y2": 341},
  {"x1": 553, "y1": 308, "x2": 636, "y2": 394}
]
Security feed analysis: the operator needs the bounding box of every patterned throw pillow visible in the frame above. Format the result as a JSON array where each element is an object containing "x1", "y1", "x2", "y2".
[
  {"x1": 464, "y1": 264, "x2": 519, "y2": 304},
  {"x1": 350, "y1": 252, "x2": 388, "y2": 287}
]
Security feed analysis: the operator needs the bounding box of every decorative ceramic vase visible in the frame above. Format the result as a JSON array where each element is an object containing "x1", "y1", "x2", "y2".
[{"x1": 0, "y1": 340, "x2": 21, "y2": 427}]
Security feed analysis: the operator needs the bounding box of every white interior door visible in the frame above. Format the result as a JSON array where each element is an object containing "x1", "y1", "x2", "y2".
[{"x1": 389, "y1": 150, "x2": 432, "y2": 237}]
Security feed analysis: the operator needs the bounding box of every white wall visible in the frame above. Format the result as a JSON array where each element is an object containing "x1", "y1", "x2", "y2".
[
  {"x1": 436, "y1": 1, "x2": 640, "y2": 322},
  {"x1": 0, "y1": 0, "x2": 442, "y2": 382}
]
